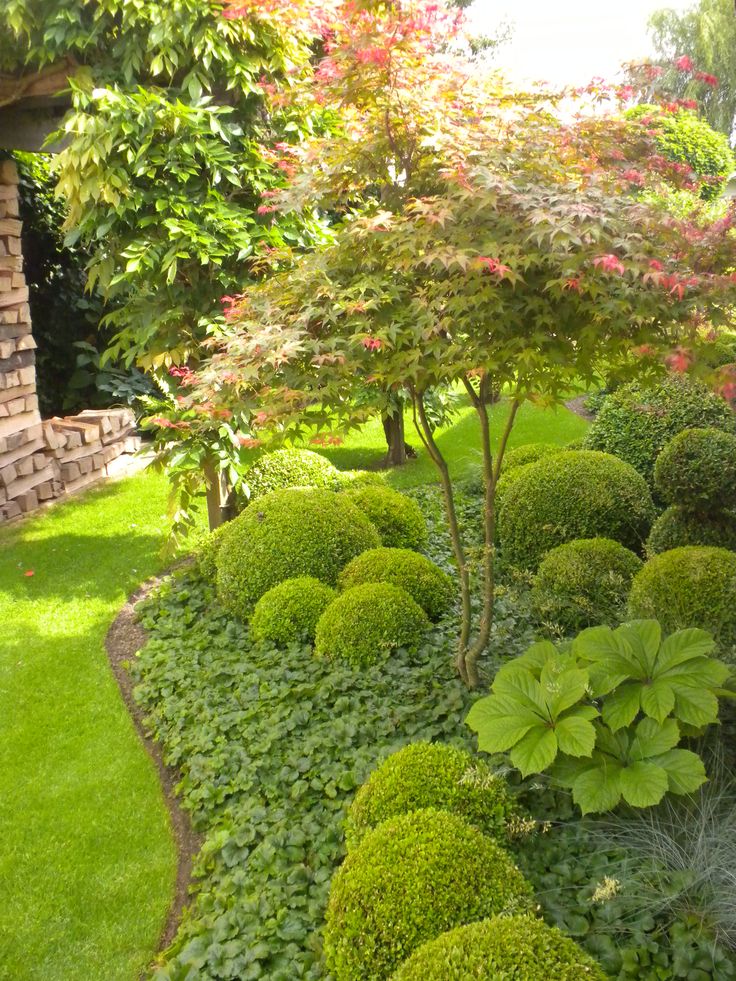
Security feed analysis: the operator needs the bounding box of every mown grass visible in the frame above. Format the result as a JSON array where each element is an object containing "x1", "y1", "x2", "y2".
[{"x1": 0, "y1": 470, "x2": 177, "y2": 981}]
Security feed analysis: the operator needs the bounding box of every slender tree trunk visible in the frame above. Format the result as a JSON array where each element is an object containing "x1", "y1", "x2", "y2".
[
  {"x1": 203, "y1": 458, "x2": 234, "y2": 531},
  {"x1": 382, "y1": 410, "x2": 408, "y2": 466}
]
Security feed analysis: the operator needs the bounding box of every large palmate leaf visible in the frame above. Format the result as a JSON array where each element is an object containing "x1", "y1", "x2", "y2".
[{"x1": 573, "y1": 621, "x2": 730, "y2": 731}]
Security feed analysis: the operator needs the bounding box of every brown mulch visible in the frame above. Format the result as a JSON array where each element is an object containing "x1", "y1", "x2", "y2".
[
  {"x1": 105, "y1": 569, "x2": 202, "y2": 968},
  {"x1": 565, "y1": 394, "x2": 596, "y2": 421}
]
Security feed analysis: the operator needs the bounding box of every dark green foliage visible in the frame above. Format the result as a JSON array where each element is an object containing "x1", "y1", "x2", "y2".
[
  {"x1": 497, "y1": 451, "x2": 655, "y2": 570},
  {"x1": 243, "y1": 449, "x2": 342, "y2": 502},
  {"x1": 342, "y1": 485, "x2": 428, "y2": 551},
  {"x1": 314, "y1": 583, "x2": 429, "y2": 668},
  {"x1": 654, "y1": 428, "x2": 736, "y2": 510},
  {"x1": 197, "y1": 522, "x2": 230, "y2": 582},
  {"x1": 339, "y1": 547, "x2": 455, "y2": 620},
  {"x1": 629, "y1": 546, "x2": 736, "y2": 656},
  {"x1": 533, "y1": 538, "x2": 643, "y2": 632},
  {"x1": 215, "y1": 488, "x2": 380, "y2": 619},
  {"x1": 323, "y1": 808, "x2": 533, "y2": 981},
  {"x1": 647, "y1": 506, "x2": 736, "y2": 554},
  {"x1": 391, "y1": 915, "x2": 607, "y2": 980},
  {"x1": 502, "y1": 442, "x2": 566, "y2": 472},
  {"x1": 250, "y1": 577, "x2": 336, "y2": 645},
  {"x1": 583, "y1": 377, "x2": 735, "y2": 485},
  {"x1": 345, "y1": 741, "x2": 515, "y2": 850}
]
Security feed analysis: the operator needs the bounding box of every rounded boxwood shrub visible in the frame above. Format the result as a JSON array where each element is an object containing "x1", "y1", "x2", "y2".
[
  {"x1": 532, "y1": 537, "x2": 642, "y2": 632},
  {"x1": 197, "y1": 522, "x2": 229, "y2": 583},
  {"x1": 583, "y1": 376, "x2": 735, "y2": 485},
  {"x1": 323, "y1": 808, "x2": 533, "y2": 981},
  {"x1": 654, "y1": 427, "x2": 736, "y2": 511},
  {"x1": 502, "y1": 442, "x2": 566, "y2": 472},
  {"x1": 339, "y1": 548, "x2": 455, "y2": 621},
  {"x1": 314, "y1": 583, "x2": 428, "y2": 668},
  {"x1": 390, "y1": 915, "x2": 607, "y2": 981},
  {"x1": 343, "y1": 485, "x2": 427, "y2": 551},
  {"x1": 497, "y1": 451, "x2": 655, "y2": 570},
  {"x1": 337, "y1": 469, "x2": 387, "y2": 489},
  {"x1": 629, "y1": 546, "x2": 736, "y2": 654},
  {"x1": 647, "y1": 505, "x2": 736, "y2": 554},
  {"x1": 243, "y1": 448, "x2": 341, "y2": 501},
  {"x1": 249, "y1": 577, "x2": 336, "y2": 645},
  {"x1": 215, "y1": 488, "x2": 380, "y2": 619},
  {"x1": 345, "y1": 742, "x2": 515, "y2": 850}
]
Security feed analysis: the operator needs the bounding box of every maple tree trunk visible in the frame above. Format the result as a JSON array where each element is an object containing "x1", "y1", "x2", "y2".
[
  {"x1": 203, "y1": 457, "x2": 235, "y2": 531},
  {"x1": 382, "y1": 411, "x2": 408, "y2": 466}
]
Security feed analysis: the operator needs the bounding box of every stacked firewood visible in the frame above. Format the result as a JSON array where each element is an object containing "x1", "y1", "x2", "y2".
[{"x1": 0, "y1": 159, "x2": 142, "y2": 523}]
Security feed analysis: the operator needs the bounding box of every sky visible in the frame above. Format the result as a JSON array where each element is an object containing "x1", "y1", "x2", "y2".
[{"x1": 468, "y1": 0, "x2": 695, "y2": 86}]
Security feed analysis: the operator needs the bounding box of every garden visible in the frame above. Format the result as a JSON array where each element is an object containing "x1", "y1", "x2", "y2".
[{"x1": 3, "y1": 0, "x2": 736, "y2": 979}]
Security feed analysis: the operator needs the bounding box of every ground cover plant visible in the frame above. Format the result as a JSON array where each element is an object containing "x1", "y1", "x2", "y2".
[{"x1": 0, "y1": 469, "x2": 177, "y2": 981}]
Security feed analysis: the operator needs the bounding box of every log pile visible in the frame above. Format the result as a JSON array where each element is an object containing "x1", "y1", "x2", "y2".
[{"x1": 0, "y1": 159, "x2": 141, "y2": 524}]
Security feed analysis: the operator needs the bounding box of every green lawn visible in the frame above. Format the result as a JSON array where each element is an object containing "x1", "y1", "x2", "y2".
[{"x1": 0, "y1": 470, "x2": 177, "y2": 981}]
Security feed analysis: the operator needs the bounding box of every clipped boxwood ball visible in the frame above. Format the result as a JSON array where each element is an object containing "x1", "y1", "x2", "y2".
[
  {"x1": 584, "y1": 376, "x2": 735, "y2": 484},
  {"x1": 391, "y1": 915, "x2": 607, "y2": 981},
  {"x1": 533, "y1": 537, "x2": 642, "y2": 632},
  {"x1": 337, "y1": 469, "x2": 387, "y2": 489},
  {"x1": 314, "y1": 583, "x2": 428, "y2": 668},
  {"x1": 647, "y1": 505, "x2": 736, "y2": 554},
  {"x1": 502, "y1": 442, "x2": 566, "y2": 473},
  {"x1": 497, "y1": 451, "x2": 655, "y2": 571},
  {"x1": 250, "y1": 577, "x2": 336, "y2": 645},
  {"x1": 323, "y1": 808, "x2": 533, "y2": 981},
  {"x1": 339, "y1": 548, "x2": 455, "y2": 621},
  {"x1": 345, "y1": 742, "x2": 516, "y2": 850},
  {"x1": 215, "y1": 488, "x2": 380, "y2": 619},
  {"x1": 243, "y1": 448, "x2": 341, "y2": 502},
  {"x1": 629, "y1": 546, "x2": 736, "y2": 653},
  {"x1": 654, "y1": 427, "x2": 736, "y2": 510},
  {"x1": 197, "y1": 522, "x2": 230, "y2": 583},
  {"x1": 343, "y1": 485, "x2": 427, "y2": 551}
]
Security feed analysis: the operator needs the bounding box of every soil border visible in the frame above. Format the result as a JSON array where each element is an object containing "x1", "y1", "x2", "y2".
[{"x1": 105, "y1": 568, "x2": 202, "y2": 968}]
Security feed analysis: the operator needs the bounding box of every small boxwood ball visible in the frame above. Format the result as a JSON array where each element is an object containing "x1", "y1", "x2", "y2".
[
  {"x1": 654, "y1": 427, "x2": 736, "y2": 510},
  {"x1": 323, "y1": 808, "x2": 533, "y2": 981},
  {"x1": 339, "y1": 548, "x2": 455, "y2": 620},
  {"x1": 249, "y1": 577, "x2": 336, "y2": 645},
  {"x1": 390, "y1": 915, "x2": 607, "y2": 980},
  {"x1": 314, "y1": 583, "x2": 429, "y2": 668},
  {"x1": 647, "y1": 505, "x2": 736, "y2": 554},
  {"x1": 628, "y1": 546, "x2": 736, "y2": 654},
  {"x1": 532, "y1": 537, "x2": 643, "y2": 632},
  {"x1": 337, "y1": 469, "x2": 387, "y2": 489},
  {"x1": 215, "y1": 488, "x2": 380, "y2": 619},
  {"x1": 243, "y1": 448, "x2": 341, "y2": 501},
  {"x1": 343, "y1": 485, "x2": 428, "y2": 551},
  {"x1": 345, "y1": 742, "x2": 516, "y2": 850},
  {"x1": 497, "y1": 451, "x2": 655, "y2": 570}
]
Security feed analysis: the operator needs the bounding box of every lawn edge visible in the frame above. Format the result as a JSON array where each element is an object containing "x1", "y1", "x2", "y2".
[{"x1": 105, "y1": 567, "x2": 202, "y2": 972}]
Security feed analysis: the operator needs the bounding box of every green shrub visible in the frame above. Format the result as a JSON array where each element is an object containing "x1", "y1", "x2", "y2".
[
  {"x1": 215, "y1": 488, "x2": 380, "y2": 618},
  {"x1": 647, "y1": 506, "x2": 736, "y2": 554},
  {"x1": 339, "y1": 548, "x2": 455, "y2": 620},
  {"x1": 314, "y1": 583, "x2": 428, "y2": 668},
  {"x1": 323, "y1": 808, "x2": 533, "y2": 981},
  {"x1": 243, "y1": 448, "x2": 341, "y2": 501},
  {"x1": 532, "y1": 537, "x2": 643, "y2": 632},
  {"x1": 197, "y1": 522, "x2": 229, "y2": 583},
  {"x1": 249, "y1": 577, "x2": 336, "y2": 645},
  {"x1": 502, "y1": 442, "x2": 566, "y2": 472},
  {"x1": 497, "y1": 451, "x2": 655, "y2": 570},
  {"x1": 583, "y1": 376, "x2": 735, "y2": 484},
  {"x1": 654, "y1": 428, "x2": 736, "y2": 511},
  {"x1": 343, "y1": 485, "x2": 427, "y2": 551},
  {"x1": 629, "y1": 546, "x2": 736, "y2": 655},
  {"x1": 345, "y1": 742, "x2": 515, "y2": 850},
  {"x1": 337, "y1": 469, "x2": 387, "y2": 489},
  {"x1": 391, "y1": 915, "x2": 607, "y2": 980}
]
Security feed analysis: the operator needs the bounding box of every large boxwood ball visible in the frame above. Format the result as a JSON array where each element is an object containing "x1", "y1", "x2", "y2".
[
  {"x1": 497, "y1": 451, "x2": 655, "y2": 570},
  {"x1": 654, "y1": 427, "x2": 736, "y2": 510},
  {"x1": 243, "y1": 448, "x2": 341, "y2": 501},
  {"x1": 314, "y1": 583, "x2": 429, "y2": 668},
  {"x1": 390, "y1": 915, "x2": 607, "y2": 981},
  {"x1": 345, "y1": 742, "x2": 515, "y2": 850},
  {"x1": 532, "y1": 537, "x2": 642, "y2": 632},
  {"x1": 583, "y1": 376, "x2": 735, "y2": 484},
  {"x1": 502, "y1": 442, "x2": 566, "y2": 472},
  {"x1": 339, "y1": 548, "x2": 455, "y2": 621},
  {"x1": 197, "y1": 522, "x2": 229, "y2": 583},
  {"x1": 343, "y1": 485, "x2": 428, "y2": 551},
  {"x1": 647, "y1": 505, "x2": 736, "y2": 554},
  {"x1": 628, "y1": 546, "x2": 736, "y2": 654},
  {"x1": 215, "y1": 488, "x2": 380, "y2": 619},
  {"x1": 323, "y1": 808, "x2": 533, "y2": 981},
  {"x1": 249, "y1": 577, "x2": 336, "y2": 645}
]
